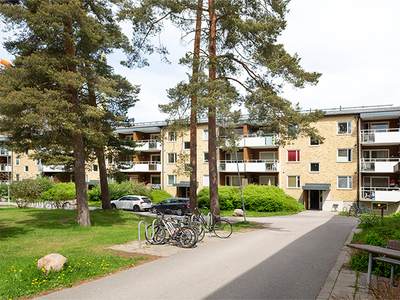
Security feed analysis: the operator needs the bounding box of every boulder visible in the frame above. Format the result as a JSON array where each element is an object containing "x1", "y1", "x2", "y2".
[
  {"x1": 232, "y1": 209, "x2": 244, "y2": 216},
  {"x1": 38, "y1": 253, "x2": 68, "y2": 275}
]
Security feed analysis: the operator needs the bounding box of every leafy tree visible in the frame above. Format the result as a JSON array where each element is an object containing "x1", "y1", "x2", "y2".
[{"x1": 0, "y1": 0, "x2": 139, "y2": 226}]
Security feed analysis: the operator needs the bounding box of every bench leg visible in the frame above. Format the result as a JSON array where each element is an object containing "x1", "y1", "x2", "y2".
[
  {"x1": 366, "y1": 252, "x2": 373, "y2": 293},
  {"x1": 390, "y1": 265, "x2": 394, "y2": 286}
]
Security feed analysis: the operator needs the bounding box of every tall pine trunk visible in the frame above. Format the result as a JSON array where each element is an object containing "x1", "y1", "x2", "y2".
[
  {"x1": 64, "y1": 16, "x2": 91, "y2": 226},
  {"x1": 189, "y1": 0, "x2": 203, "y2": 214},
  {"x1": 208, "y1": 0, "x2": 220, "y2": 216}
]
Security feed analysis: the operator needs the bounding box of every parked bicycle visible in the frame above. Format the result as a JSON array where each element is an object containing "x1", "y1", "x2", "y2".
[
  {"x1": 44, "y1": 198, "x2": 71, "y2": 210},
  {"x1": 348, "y1": 202, "x2": 371, "y2": 217},
  {"x1": 189, "y1": 207, "x2": 232, "y2": 239},
  {"x1": 145, "y1": 212, "x2": 198, "y2": 248}
]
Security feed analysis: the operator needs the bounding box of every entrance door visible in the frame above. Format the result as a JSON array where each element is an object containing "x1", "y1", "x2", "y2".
[{"x1": 309, "y1": 190, "x2": 321, "y2": 210}]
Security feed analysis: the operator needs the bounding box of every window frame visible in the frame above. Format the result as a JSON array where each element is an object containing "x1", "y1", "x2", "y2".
[
  {"x1": 337, "y1": 148, "x2": 353, "y2": 162},
  {"x1": 24, "y1": 166, "x2": 29, "y2": 172},
  {"x1": 203, "y1": 152, "x2": 209, "y2": 163},
  {"x1": 167, "y1": 153, "x2": 177, "y2": 164},
  {"x1": 337, "y1": 176, "x2": 353, "y2": 190},
  {"x1": 287, "y1": 175, "x2": 301, "y2": 189},
  {"x1": 310, "y1": 162, "x2": 320, "y2": 173},
  {"x1": 203, "y1": 175, "x2": 209, "y2": 187},
  {"x1": 167, "y1": 132, "x2": 177, "y2": 142},
  {"x1": 287, "y1": 150, "x2": 300, "y2": 163},
  {"x1": 309, "y1": 137, "x2": 320, "y2": 146},
  {"x1": 203, "y1": 129, "x2": 209, "y2": 140},
  {"x1": 337, "y1": 121, "x2": 352, "y2": 135},
  {"x1": 15, "y1": 157, "x2": 21, "y2": 166},
  {"x1": 92, "y1": 164, "x2": 98, "y2": 172},
  {"x1": 167, "y1": 174, "x2": 177, "y2": 186},
  {"x1": 183, "y1": 141, "x2": 190, "y2": 150}
]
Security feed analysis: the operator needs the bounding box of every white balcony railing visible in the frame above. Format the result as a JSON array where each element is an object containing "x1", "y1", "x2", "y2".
[
  {"x1": 361, "y1": 128, "x2": 400, "y2": 144},
  {"x1": 219, "y1": 134, "x2": 278, "y2": 148},
  {"x1": 218, "y1": 159, "x2": 280, "y2": 172},
  {"x1": 360, "y1": 187, "x2": 400, "y2": 202},
  {"x1": 38, "y1": 165, "x2": 67, "y2": 172},
  {"x1": 0, "y1": 164, "x2": 11, "y2": 172},
  {"x1": 119, "y1": 161, "x2": 161, "y2": 172},
  {"x1": 0, "y1": 148, "x2": 12, "y2": 156},
  {"x1": 360, "y1": 158, "x2": 400, "y2": 172},
  {"x1": 135, "y1": 139, "x2": 161, "y2": 151}
]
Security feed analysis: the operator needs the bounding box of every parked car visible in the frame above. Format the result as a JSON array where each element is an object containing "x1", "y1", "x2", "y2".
[
  {"x1": 150, "y1": 198, "x2": 190, "y2": 215},
  {"x1": 110, "y1": 195, "x2": 152, "y2": 212}
]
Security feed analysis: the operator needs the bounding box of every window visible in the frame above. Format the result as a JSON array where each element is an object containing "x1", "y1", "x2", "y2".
[
  {"x1": 372, "y1": 203, "x2": 388, "y2": 211},
  {"x1": 338, "y1": 149, "x2": 352, "y2": 162},
  {"x1": 338, "y1": 176, "x2": 353, "y2": 189},
  {"x1": 260, "y1": 176, "x2": 275, "y2": 185},
  {"x1": 203, "y1": 152, "x2": 209, "y2": 163},
  {"x1": 167, "y1": 132, "x2": 177, "y2": 142},
  {"x1": 310, "y1": 163, "x2": 320, "y2": 173},
  {"x1": 15, "y1": 157, "x2": 20, "y2": 166},
  {"x1": 309, "y1": 137, "x2": 320, "y2": 146},
  {"x1": 226, "y1": 175, "x2": 240, "y2": 187},
  {"x1": 167, "y1": 153, "x2": 177, "y2": 164},
  {"x1": 35, "y1": 159, "x2": 41, "y2": 166},
  {"x1": 184, "y1": 164, "x2": 191, "y2": 173},
  {"x1": 287, "y1": 176, "x2": 300, "y2": 188},
  {"x1": 287, "y1": 150, "x2": 300, "y2": 162},
  {"x1": 203, "y1": 129, "x2": 209, "y2": 140},
  {"x1": 226, "y1": 152, "x2": 243, "y2": 162},
  {"x1": 337, "y1": 121, "x2": 352, "y2": 134},
  {"x1": 24, "y1": 166, "x2": 28, "y2": 172},
  {"x1": 167, "y1": 175, "x2": 177, "y2": 186},
  {"x1": 15, "y1": 174, "x2": 20, "y2": 181},
  {"x1": 183, "y1": 141, "x2": 190, "y2": 150},
  {"x1": 203, "y1": 175, "x2": 209, "y2": 187},
  {"x1": 92, "y1": 164, "x2": 98, "y2": 172}
]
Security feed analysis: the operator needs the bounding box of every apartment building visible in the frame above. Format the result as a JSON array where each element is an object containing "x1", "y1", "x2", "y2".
[{"x1": 1, "y1": 105, "x2": 399, "y2": 214}]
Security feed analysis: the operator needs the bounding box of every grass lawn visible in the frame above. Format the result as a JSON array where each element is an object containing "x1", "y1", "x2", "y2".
[{"x1": 0, "y1": 207, "x2": 268, "y2": 299}]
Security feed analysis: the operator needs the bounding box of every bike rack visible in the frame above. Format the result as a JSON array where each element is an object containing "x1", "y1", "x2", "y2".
[{"x1": 138, "y1": 219, "x2": 157, "y2": 249}]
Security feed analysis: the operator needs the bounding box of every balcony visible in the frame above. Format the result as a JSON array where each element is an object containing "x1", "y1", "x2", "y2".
[
  {"x1": 360, "y1": 128, "x2": 400, "y2": 145},
  {"x1": 220, "y1": 134, "x2": 278, "y2": 149},
  {"x1": 135, "y1": 139, "x2": 161, "y2": 152},
  {"x1": 360, "y1": 158, "x2": 400, "y2": 173},
  {"x1": 360, "y1": 187, "x2": 400, "y2": 202},
  {"x1": 0, "y1": 164, "x2": 11, "y2": 172},
  {"x1": 119, "y1": 161, "x2": 161, "y2": 172},
  {"x1": 218, "y1": 160, "x2": 280, "y2": 173},
  {"x1": 38, "y1": 165, "x2": 67, "y2": 172},
  {"x1": 0, "y1": 148, "x2": 12, "y2": 156}
]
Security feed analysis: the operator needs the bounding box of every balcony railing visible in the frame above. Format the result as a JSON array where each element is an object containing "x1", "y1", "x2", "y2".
[
  {"x1": 135, "y1": 139, "x2": 161, "y2": 151},
  {"x1": 219, "y1": 133, "x2": 278, "y2": 148},
  {"x1": 119, "y1": 161, "x2": 161, "y2": 172},
  {"x1": 38, "y1": 165, "x2": 67, "y2": 172},
  {"x1": 218, "y1": 159, "x2": 280, "y2": 172},
  {"x1": 360, "y1": 128, "x2": 400, "y2": 144},
  {"x1": 360, "y1": 187, "x2": 400, "y2": 202},
  {"x1": 360, "y1": 158, "x2": 400, "y2": 172},
  {"x1": 0, "y1": 148, "x2": 12, "y2": 156},
  {"x1": 0, "y1": 163, "x2": 11, "y2": 172}
]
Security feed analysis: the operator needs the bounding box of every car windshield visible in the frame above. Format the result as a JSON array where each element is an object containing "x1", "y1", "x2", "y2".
[{"x1": 142, "y1": 197, "x2": 151, "y2": 203}]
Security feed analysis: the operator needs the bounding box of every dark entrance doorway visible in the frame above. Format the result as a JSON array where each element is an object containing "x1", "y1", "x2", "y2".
[
  {"x1": 177, "y1": 187, "x2": 190, "y2": 198},
  {"x1": 309, "y1": 190, "x2": 320, "y2": 210}
]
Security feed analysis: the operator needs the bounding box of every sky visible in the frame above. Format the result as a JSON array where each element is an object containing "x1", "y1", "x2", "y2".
[{"x1": 1, "y1": 0, "x2": 399, "y2": 123}]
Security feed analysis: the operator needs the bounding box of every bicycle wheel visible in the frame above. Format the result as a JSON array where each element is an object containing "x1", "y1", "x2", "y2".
[
  {"x1": 44, "y1": 202, "x2": 51, "y2": 209},
  {"x1": 354, "y1": 209, "x2": 361, "y2": 218},
  {"x1": 145, "y1": 224, "x2": 166, "y2": 245},
  {"x1": 191, "y1": 221, "x2": 205, "y2": 242},
  {"x1": 363, "y1": 207, "x2": 371, "y2": 215},
  {"x1": 213, "y1": 220, "x2": 233, "y2": 238},
  {"x1": 176, "y1": 226, "x2": 197, "y2": 248}
]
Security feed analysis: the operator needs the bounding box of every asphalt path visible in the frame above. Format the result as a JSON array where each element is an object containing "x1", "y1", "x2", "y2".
[{"x1": 34, "y1": 211, "x2": 357, "y2": 300}]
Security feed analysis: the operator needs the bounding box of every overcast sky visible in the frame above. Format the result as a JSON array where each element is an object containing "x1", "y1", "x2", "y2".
[{"x1": 1, "y1": 0, "x2": 399, "y2": 123}]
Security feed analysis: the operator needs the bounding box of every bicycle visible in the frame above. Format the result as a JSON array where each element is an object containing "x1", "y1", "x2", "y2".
[
  {"x1": 190, "y1": 207, "x2": 232, "y2": 239},
  {"x1": 44, "y1": 199, "x2": 71, "y2": 210},
  {"x1": 145, "y1": 213, "x2": 198, "y2": 248},
  {"x1": 348, "y1": 203, "x2": 371, "y2": 217}
]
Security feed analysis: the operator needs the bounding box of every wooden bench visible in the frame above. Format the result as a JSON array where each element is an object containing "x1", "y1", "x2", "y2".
[{"x1": 373, "y1": 240, "x2": 400, "y2": 285}]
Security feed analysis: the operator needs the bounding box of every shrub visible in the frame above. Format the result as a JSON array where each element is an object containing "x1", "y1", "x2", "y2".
[
  {"x1": 88, "y1": 181, "x2": 152, "y2": 202},
  {"x1": 282, "y1": 195, "x2": 304, "y2": 212},
  {"x1": 0, "y1": 182, "x2": 9, "y2": 198},
  {"x1": 42, "y1": 182, "x2": 76, "y2": 201},
  {"x1": 10, "y1": 178, "x2": 54, "y2": 207},
  {"x1": 233, "y1": 185, "x2": 285, "y2": 212},
  {"x1": 151, "y1": 190, "x2": 173, "y2": 203},
  {"x1": 197, "y1": 186, "x2": 237, "y2": 210}
]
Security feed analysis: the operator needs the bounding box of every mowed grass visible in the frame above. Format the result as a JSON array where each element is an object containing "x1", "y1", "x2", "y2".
[{"x1": 0, "y1": 207, "x2": 155, "y2": 300}]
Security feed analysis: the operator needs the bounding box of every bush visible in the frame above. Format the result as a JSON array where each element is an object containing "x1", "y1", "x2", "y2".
[
  {"x1": 0, "y1": 183, "x2": 8, "y2": 198},
  {"x1": 282, "y1": 195, "x2": 304, "y2": 212},
  {"x1": 42, "y1": 182, "x2": 76, "y2": 201},
  {"x1": 87, "y1": 181, "x2": 152, "y2": 202},
  {"x1": 232, "y1": 185, "x2": 286, "y2": 212},
  {"x1": 10, "y1": 178, "x2": 54, "y2": 207},
  {"x1": 197, "y1": 186, "x2": 237, "y2": 210},
  {"x1": 151, "y1": 190, "x2": 173, "y2": 203}
]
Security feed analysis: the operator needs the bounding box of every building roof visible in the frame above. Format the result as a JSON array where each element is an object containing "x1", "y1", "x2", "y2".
[{"x1": 302, "y1": 183, "x2": 331, "y2": 191}]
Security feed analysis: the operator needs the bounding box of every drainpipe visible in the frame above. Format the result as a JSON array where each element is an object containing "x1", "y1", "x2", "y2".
[{"x1": 357, "y1": 114, "x2": 360, "y2": 207}]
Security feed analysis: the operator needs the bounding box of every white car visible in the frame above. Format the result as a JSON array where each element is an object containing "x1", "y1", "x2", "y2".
[{"x1": 110, "y1": 195, "x2": 152, "y2": 212}]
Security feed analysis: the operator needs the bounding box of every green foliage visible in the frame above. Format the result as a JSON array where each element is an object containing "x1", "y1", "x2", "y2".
[
  {"x1": 0, "y1": 182, "x2": 9, "y2": 198},
  {"x1": 197, "y1": 186, "x2": 238, "y2": 210},
  {"x1": 349, "y1": 217, "x2": 400, "y2": 278},
  {"x1": 10, "y1": 178, "x2": 54, "y2": 207},
  {"x1": 42, "y1": 183, "x2": 76, "y2": 202},
  {"x1": 197, "y1": 184, "x2": 303, "y2": 212},
  {"x1": 357, "y1": 214, "x2": 382, "y2": 229},
  {"x1": 151, "y1": 190, "x2": 173, "y2": 203},
  {"x1": 87, "y1": 181, "x2": 152, "y2": 201}
]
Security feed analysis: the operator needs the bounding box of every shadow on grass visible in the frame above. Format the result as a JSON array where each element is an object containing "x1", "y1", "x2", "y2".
[{"x1": 0, "y1": 208, "x2": 155, "y2": 240}]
